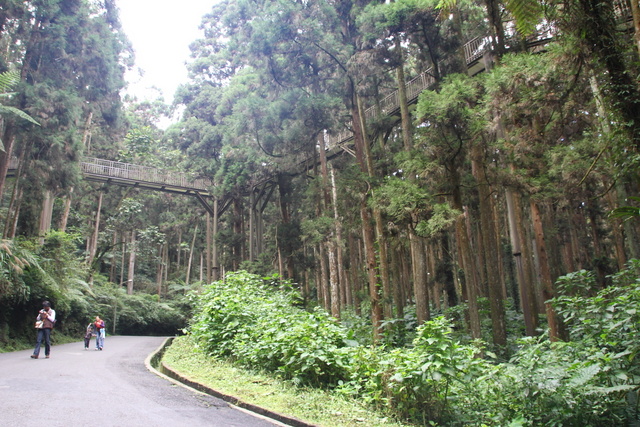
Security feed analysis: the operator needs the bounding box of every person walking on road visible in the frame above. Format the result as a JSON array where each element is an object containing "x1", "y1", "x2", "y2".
[
  {"x1": 94, "y1": 316, "x2": 105, "y2": 350},
  {"x1": 84, "y1": 321, "x2": 94, "y2": 350},
  {"x1": 31, "y1": 301, "x2": 56, "y2": 359}
]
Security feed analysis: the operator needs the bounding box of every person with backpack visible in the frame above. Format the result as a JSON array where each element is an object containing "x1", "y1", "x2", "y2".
[
  {"x1": 94, "y1": 316, "x2": 105, "y2": 350},
  {"x1": 31, "y1": 301, "x2": 56, "y2": 359},
  {"x1": 83, "y1": 321, "x2": 94, "y2": 350}
]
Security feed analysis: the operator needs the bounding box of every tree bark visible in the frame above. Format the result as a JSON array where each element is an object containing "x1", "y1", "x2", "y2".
[
  {"x1": 471, "y1": 142, "x2": 506, "y2": 348},
  {"x1": 353, "y1": 94, "x2": 383, "y2": 341},
  {"x1": 530, "y1": 200, "x2": 562, "y2": 341},
  {"x1": 505, "y1": 188, "x2": 538, "y2": 335},
  {"x1": 59, "y1": 187, "x2": 73, "y2": 232},
  {"x1": 186, "y1": 224, "x2": 198, "y2": 286},
  {"x1": 127, "y1": 230, "x2": 136, "y2": 295}
]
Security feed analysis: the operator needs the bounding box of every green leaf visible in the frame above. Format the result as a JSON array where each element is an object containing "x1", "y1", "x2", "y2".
[{"x1": 0, "y1": 105, "x2": 40, "y2": 126}]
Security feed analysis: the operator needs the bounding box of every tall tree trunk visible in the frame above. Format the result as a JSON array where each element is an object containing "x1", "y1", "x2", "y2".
[
  {"x1": 330, "y1": 168, "x2": 348, "y2": 310},
  {"x1": 0, "y1": 123, "x2": 17, "y2": 202},
  {"x1": 87, "y1": 191, "x2": 103, "y2": 266},
  {"x1": 391, "y1": 241, "x2": 405, "y2": 319},
  {"x1": 349, "y1": 232, "x2": 363, "y2": 316},
  {"x1": 318, "y1": 243, "x2": 329, "y2": 310},
  {"x1": 396, "y1": 51, "x2": 429, "y2": 323},
  {"x1": 212, "y1": 199, "x2": 220, "y2": 281},
  {"x1": 451, "y1": 168, "x2": 482, "y2": 339},
  {"x1": 410, "y1": 233, "x2": 430, "y2": 323},
  {"x1": 471, "y1": 143, "x2": 506, "y2": 349},
  {"x1": 328, "y1": 239, "x2": 340, "y2": 318},
  {"x1": 4, "y1": 144, "x2": 28, "y2": 238},
  {"x1": 127, "y1": 230, "x2": 136, "y2": 295},
  {"x1": 505, "y1": 188, "x2": 538, "y2": 335},
  {"x1": 109, "y1": 233, "x2": 118, "y2": 283},
  {"x1": 530, "y1": 201, "x2": 562, "y2": 341},
  {"x1": 354, "y1": 94, "x2": 383, "y2": 341},
  {"x1": 186, "y1": 224, "x2": 198, "y2": 286},
  {"x1": 232, "y1": 199, "x2": 242, "y2": 271},
  {"x1": 156, "y1": 243, "x2": 165, "y2": 298},
  {"x1": 249, "y1": 190, "x2": 255, "y2": 262},
  {"x1": 59, "y1": 187, "x2": 73, "y2": 232},
  {"x1": 38, "y1": 190, "x2": 54, "y2": 241},
  {"x1": 86, "y1": 191, "x2": 103, "y2": 286},
  {"x1": 120, "y1": 233, "x2": 127, "y2": 289}
]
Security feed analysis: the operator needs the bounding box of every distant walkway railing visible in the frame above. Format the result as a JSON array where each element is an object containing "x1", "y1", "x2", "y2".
[
  {"x1": 324, "y1": 35, "x2": 496, "y2": 148},
  {"x1": 81, "y1": 157, "x2": 213, "y2": 192}
]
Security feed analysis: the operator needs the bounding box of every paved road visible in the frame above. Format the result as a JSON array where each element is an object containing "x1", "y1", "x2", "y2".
[{"x1": 0, "y1": 336, "x2": 280, "y2": 427}]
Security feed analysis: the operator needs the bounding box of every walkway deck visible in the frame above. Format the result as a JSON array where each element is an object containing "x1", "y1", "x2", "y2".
[{"x1": 80, "y1": 157, "x2": 213, "y2": 197}]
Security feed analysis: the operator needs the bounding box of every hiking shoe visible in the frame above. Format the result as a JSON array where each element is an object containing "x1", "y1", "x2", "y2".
[
  {"x1": 30, "y1": 355, "x2": 38, "y2": 359},
  {"x1": 45, "y1": 355, "x2": 50, "y2": 358}
]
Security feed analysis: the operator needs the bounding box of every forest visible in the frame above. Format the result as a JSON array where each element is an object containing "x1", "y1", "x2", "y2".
[{"x1": 0, "y1": 0, "x2": 639, "y2": 425}]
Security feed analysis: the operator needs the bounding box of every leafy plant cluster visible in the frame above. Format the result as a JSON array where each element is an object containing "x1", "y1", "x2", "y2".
[
  {"x1": 188, "y1": 268, "x2": 640, "y2": 426},
  {"x1": 0, "y1": 231, "x2": 188, "y2": 350},
  {"x1": 189, "y1": 271, "x2": 351, "y2": 387}
]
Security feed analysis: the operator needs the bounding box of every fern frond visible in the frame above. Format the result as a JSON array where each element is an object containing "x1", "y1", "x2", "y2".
[
  {"x1": 0, "y1": 70, "x2": 19, "y2": 93},
  {"x1": 0, "y1": 105, "x2": 40, "y2": 126},
  {"x1": 503, "y1": 0, "x2": 543, "y2": 36},
  {"x1": 436, "y1": 0, "x2": 458, "y2": 13}
]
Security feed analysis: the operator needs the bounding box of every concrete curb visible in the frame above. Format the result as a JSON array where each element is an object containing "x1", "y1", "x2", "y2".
[{"x1": 145, "y1": 337, "x2": 316, "y2": 427}]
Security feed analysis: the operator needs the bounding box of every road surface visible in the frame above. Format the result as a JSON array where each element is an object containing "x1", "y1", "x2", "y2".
[{"x1": 0, "y1": 335, "x2": 281, "y2": 427}]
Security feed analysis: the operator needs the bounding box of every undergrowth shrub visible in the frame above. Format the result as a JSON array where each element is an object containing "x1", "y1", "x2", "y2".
[
  {"x1": 187, "y1": 264, "x2": 640, "y2": 426},
  {"x1": 338, "y1": 317, "x2": 484, "y2": 424},
  {"x1": 189, "y1": 271, "x2": 351, "y2": 386}
]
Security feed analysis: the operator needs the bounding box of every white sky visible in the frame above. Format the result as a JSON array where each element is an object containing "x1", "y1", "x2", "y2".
[{"x1": 117, "y1": 0, "x2": 215, "y2": 103}]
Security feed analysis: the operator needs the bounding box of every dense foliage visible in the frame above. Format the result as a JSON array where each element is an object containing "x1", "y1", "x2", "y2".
[
  {"x1": 189, "y1": 268, "x2": 639, "y2": 425},
  {"x1": 0, "y1": 0, "x2": 639, "y2": 424},
  {"x1": 0, "y1": 232, "x2": 188, "y2": 351}
]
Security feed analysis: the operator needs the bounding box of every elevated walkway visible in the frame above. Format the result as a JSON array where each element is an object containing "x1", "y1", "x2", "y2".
[
  {"x1": 80, "y1": 157, "x2": 213, "y2": 197},
  {"x1": 7, "y1": 157, "x2": 219, "y2": 216}
]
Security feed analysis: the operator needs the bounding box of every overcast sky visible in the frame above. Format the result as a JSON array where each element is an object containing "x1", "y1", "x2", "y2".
[{"x1": 116, "y1": 0, "x2": 215, "y2": 103}]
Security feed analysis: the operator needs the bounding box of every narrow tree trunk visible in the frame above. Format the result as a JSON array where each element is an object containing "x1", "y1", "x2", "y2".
[
  {"x1": 410, "y1": 231, "x2": 430, "y2": 324},
  {"x1": 185, "y1": 224, "x2": 198, "y2": 286},
  {"x1": 390, "y1": 242, "x2": 405, "y2": 319},
  {"x1": 472, "y1": 143, "x2": 506, "y2": 349},
  {"x1": 120, "y1": 233, "x2": 127, "y2": 289},
  {"x1": 452, "y1": 170, "x2": 482, "y2": 339},
  {"x1": 212, "y1": 199, "x2": 220, "y2": 281},
  {"x1": 59, "y1": 187, "x2": 73, "y2": 232},
  {"x1": 530, "y1": 201, "x2": 562, "y2": 341},
  {"x1": 127, "y1": 230, "x2": 136, "y2": 295},
  {"x1": 38, "y1": 190, "x2": 54, "y2": 242},
  {"x1": 7, "y1": 186, "x2": 23, "y2": 239},
  {"x1": 176, "y1": 230, "x2": 182, "y2": 271},
  {"x1": 349, "y1": 233, "x2": 362, "y2": 316},
  {"x1": 318, "y1": 243, "x2": 329, "y2": 310},
  {"x1": 505, "y1": 188, "x2": 538, "y2": 335},
  {"x1": 109, "y1": 233, "x2": 118, "y2": 283},
  {"x1": 156, "y1": 244, "x2": 164, "y2": 298},
  {"x1": 86, "y1": 191, "x2": 103, "y2": 286},
  {"x1": 206, "y1": 212, "x2": 212, "y2": 283},
  {"x1": 354, "y1": 95, "x2": 383, "y2": 341},
  {"x1": 232, "y1": 199, "x2": 242, "y2": 270},
  {"x1": 0, "y1": 123, "x2": 17, "y2": 202},
  {"x1": 249, "y1": 190, "x2": 255, "y2": 262},
  {"x1": 328, "y1": 239, "x2": 340, "y2": 318},
  {"x1": 330, "y1": 168, "x2": 348, "y2": 309},
  {"x1": 87, "y1": 191, "x2": 103, "y2": 267}
]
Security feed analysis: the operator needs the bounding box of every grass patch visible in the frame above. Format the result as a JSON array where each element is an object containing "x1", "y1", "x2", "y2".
[{"x1": 162, "y1": 335, "x2": 410, "y2": 427}]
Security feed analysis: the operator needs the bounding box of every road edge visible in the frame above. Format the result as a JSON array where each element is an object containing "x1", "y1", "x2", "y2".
[{"x1": 144, "y1": 337, "x2": 316, "y2": 427}]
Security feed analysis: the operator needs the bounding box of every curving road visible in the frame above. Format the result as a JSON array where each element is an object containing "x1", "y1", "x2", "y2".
[{"x1": 0, "y1": 335, "x2": 281, "y2": 427}]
